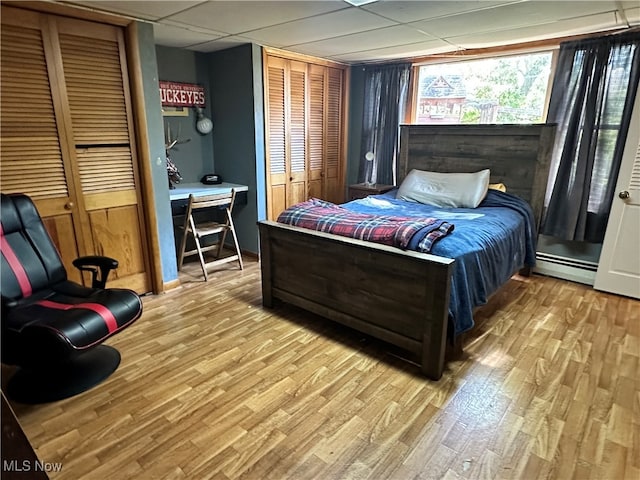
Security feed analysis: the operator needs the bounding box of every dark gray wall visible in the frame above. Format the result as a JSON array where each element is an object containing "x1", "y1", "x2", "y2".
[
  {"x1": 155, "y1": 46, "x2": 214, "y2": 183},
  {"x1": 207, "y1": 43, "x2": 266, "y2": 254},
  {"x1": 154, "y1": 43, "x2": 265, "y2": 256},
  {"x1": 134, "y1": 22, "x2": 178, "y2": 283}
]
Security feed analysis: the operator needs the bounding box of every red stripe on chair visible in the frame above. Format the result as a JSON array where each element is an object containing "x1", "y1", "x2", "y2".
[
  {"x1": 37, "y1": 300, "x2": 118, "y2": 334},
  {"x1": 0, "y1": 224, "x2": 33, "y2": 297}
]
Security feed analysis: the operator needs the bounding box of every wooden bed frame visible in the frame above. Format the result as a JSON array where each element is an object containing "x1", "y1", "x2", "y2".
[{"x1": 258, "y1": 124, "x2": 555, "y2": 379}]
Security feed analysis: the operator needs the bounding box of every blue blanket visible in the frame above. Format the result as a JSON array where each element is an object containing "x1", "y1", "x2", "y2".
[{"x1": 343, "y1": 189, "x2": 537, "y2": 335}]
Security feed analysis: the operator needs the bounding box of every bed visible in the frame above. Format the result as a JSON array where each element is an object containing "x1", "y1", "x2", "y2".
[{"x1": 258, "y1": 124, "x2": 555, "y2": 379}]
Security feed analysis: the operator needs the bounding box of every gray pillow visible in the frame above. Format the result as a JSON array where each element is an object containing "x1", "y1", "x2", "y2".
[{"x1": 397, "y1": 169, "x2": 490, "y2": 208}]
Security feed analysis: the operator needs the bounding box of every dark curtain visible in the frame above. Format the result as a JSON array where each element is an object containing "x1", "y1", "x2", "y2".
[
  {"x1": 358, "y1": 63, "x2": 411, "y2": 185},
  {"x1": 542, "y1": 31, "x2": 640, "y2": 242}
]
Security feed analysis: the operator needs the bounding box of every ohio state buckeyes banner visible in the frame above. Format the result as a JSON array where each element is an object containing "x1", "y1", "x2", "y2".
[{"x1": 159, "y1": 81, "x2": 205, "y2": 107}]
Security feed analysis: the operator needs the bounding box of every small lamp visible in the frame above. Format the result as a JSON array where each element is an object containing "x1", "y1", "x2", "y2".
[
  {"x1": 195, "y1": 107, "x2": 213, "y2": 135},
  {"x1": 364, "y1": 151, "x2": 374, "y2": 185}
]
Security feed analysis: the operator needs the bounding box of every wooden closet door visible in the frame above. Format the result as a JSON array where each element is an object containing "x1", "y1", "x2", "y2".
[
  {"x1": 308, "y1": 64, "x2": 345, "y2": 204},
  {"x1": 287, "y1": 60, "x2": 308, "y2": 207},
  {"x1": 52, "y1": 16, "x2": 150, "y2": 293},
  {"x1": 265, "y1": 57, "x2": 308, "y2": 219},
  {"x1": 308, "y1": 64, "x2": 325, "y2": 200},
  {"x1": 1, "y1": 7, "x2": 150, "y2": 293},
  {"x1": 264, "y1": 52, "x2": 346, "y2": 219},
  {"x1": 325, "y1": 67, "x2": 344, "y2": 204},
  {"x1": 0, "y1": 8, "x2": 84, "y2": 283},
  {"x1": 265, "y1": 56, "x2": 287, "y2": 219}
]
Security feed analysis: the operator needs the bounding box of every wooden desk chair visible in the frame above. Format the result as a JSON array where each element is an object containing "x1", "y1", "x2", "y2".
[{"x1": 177, "y1": 190, "x2": 243, "y2": 281}]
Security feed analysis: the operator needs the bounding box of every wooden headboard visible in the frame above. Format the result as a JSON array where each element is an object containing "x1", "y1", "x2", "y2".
[{"x1": 398, "y1": 124, "x2": 556, "y2": 231}]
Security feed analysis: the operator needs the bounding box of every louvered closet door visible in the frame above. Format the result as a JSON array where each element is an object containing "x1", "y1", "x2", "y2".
[
  {"x1": 264, "y1": 53, "x2": 346, "y2": 219},
  {"x1": 266, "y1": 57, "x2": 287, "y2": 219},
  {"x1": 265, "y1": 57, "x2": 308, "y2": 218},
  {"x1": 53, "y1": 17, "x2": 150, "y2": 293},
  {"x1": 308, "y1": 64, "x2": 325, "y2": 200},
  {"x1": 308, "y1": 65, "x2": 344, "y2": 204},
  {"x1": 287, "y1": 61, "x2": 308, "y2": 207},
  {"x1": 325, "y1": 67, "x2": 344, "y2": 204},
  {"x1": 0, "y1": 8, "x2": 84, "y2": 283}
]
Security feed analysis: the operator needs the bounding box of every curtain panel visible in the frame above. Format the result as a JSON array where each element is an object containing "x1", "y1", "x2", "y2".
[
  {"x1": 358, "y1": 63, "x2": 411, "y2": 186},
  {"x1": 542, "y1": 31, "x2": 640, "y2": 242}
]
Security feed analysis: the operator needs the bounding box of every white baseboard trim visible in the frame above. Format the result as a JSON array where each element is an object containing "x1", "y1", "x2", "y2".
[{"x1": 534, "y1": 253, "x2": 598, "y2": 286}]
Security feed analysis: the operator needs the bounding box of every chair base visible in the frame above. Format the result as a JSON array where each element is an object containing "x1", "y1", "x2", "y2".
[{"x1": 5, "y1": 345, "x2": 121, "y2": 404}]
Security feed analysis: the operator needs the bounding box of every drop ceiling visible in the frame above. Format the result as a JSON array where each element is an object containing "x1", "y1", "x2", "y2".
[{"x1": 63, "y1": 0, "x2": 639, "y2": 63}]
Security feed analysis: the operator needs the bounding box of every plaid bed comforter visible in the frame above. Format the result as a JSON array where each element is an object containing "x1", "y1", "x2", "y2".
[{"x1": 277, "y1": 198, "x2": 454, "y2": 253}]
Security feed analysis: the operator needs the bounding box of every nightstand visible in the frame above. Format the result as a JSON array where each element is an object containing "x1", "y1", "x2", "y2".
[{"x1": 348, "y1": 183, "x2": 395, "y2": 201}]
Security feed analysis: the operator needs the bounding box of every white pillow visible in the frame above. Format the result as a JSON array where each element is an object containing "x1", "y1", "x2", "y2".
[{"x1": 397, "y1": 169, "x2": 490, "y2": 208}]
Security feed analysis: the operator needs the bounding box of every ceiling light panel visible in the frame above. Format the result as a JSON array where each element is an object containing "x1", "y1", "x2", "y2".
[{"x1": 343, "y1": 0, "x2": 379, "y2": 6}]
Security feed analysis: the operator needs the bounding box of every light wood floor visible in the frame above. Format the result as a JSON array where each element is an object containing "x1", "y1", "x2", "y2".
[{"x1": 5, "y1": 258, "x2": 639, "y2": 480}]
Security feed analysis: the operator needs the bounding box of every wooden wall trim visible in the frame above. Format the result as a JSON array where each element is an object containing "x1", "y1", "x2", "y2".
[
  {"x1": 263, "y1": 47, "x2": 348, "y2": 69},
  {"x1": 125, "y1": 22, "x2": 165, "y2": 294},
  {"x1": 241, "y1": 250, "x2": 259, "y2": 260},
  {"x1": 543, "y1": 50, "x2": 560, "y2": 121},
  {"x1": 9, "y1": 1, "x2": 132, "y2": 26},
  {"x1": 163, "y1": 279, "x2": 181, "y2": 291}
]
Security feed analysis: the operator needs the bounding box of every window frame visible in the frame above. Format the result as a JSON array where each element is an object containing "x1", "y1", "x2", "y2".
[{"x1": 406, "y1": 46, "x2": 560, "y2": 125}]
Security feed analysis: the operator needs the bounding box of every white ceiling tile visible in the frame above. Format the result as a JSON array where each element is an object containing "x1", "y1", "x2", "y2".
[
  {"x1": 411, "y1": 1, "x2": 624, "y2": 38},
  {"x1": 623, "y1": 7, "x2": 640, "y2": 25},
  {"x1": 331, "y1": 38, "x2": 453, "y2": 62},
  {"x1": 361, "y1": 0, "x2": 517, "y2": 23},
  {"x1": 242, "y1": 8, "x2": 395, "y2": 47},
  {"x1": 287, "y1": 25, "x2": 434, "y2": 56},
  {"x1": 186, "y1": 36, "x2": 254, "y2": 52},
  {"x1": 153, "y1": 22, "x2": 224, "y2": 49},
  {"x1": 159, "y1": 19, "x2": 228, "y2": 36},
  {"x1": 166, "y1": 1, "x2": 347, "y2": 35},
  {"x1": 60, "y1": 1, "x2": 640, "y2": 63},
  {"x1": 447, "y1": 12, "x2": 621, "y2": 50},
  {"x1": 66, "y1": 0, "x2": 203, "y2": 21}
]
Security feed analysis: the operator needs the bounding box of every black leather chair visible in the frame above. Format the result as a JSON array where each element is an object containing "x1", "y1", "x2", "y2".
[{"x1": 1, "y1": 193, "x2": 143, "y2": 404}]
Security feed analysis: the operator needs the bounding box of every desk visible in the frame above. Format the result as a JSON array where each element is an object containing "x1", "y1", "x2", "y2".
[
  {"x1": 169, "y1": 182, "x2": 248, "y2": 201},
  {"x1": 170, "y1": 182, "x2": 248, "y2": 216}
]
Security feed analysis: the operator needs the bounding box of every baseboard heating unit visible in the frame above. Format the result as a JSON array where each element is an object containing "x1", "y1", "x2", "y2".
[{"x1": 534, "y1": 252, "x2": 598, "y2": 285}]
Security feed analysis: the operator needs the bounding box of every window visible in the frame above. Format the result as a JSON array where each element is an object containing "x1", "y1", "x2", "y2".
[
  {"x1": 413, "y1": 52, "x2": 554, "y2": 124},
  {"x1": 585, "y1": 45, "x2": 636, "y2": 212}
]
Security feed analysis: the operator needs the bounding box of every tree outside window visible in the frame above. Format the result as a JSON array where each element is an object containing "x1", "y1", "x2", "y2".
[{"x1": 414, "y1": 52, "x2": 553, "y2": 125}]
